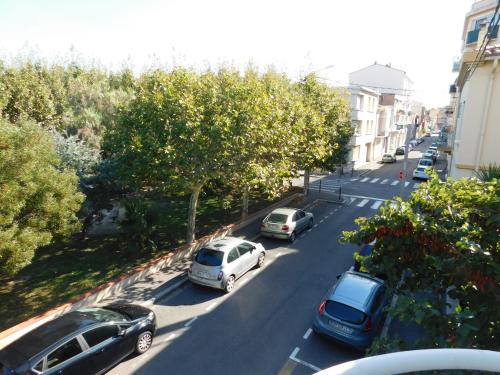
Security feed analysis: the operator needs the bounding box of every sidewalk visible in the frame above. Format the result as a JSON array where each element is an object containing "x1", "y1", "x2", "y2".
[{"x1": 99, "y1": 193, "x2": 322, "y2": 307}]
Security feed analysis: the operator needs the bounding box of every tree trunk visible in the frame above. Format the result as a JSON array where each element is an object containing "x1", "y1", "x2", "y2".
[
  {"x1": 186, "y1": 184, "x2": 203, "y2": 244},
  {"x1": 241, "y1": 184, "x2": 250, "y2": 221}
]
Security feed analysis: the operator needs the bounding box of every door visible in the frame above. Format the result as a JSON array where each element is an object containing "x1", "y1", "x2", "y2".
[
  {"x1": 226, "y1": 247, "x2": 242, "y2": 278},
  {"x1": 82, "y1": 324, "x2": 128, "y2": 373},
  {"x1": 44, "y1": 337, "x2": 93, "y2": 375},
  {"x1": 294, "y1": 211, "x2": 306, "y2": 232},
  {"x1": 237, "y1": 242, "x2": 256, "y2": 274}
]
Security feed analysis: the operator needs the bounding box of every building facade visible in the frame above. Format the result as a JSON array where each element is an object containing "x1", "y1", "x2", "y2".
[{"x1": 446, "y1": 0, "x2": 500, "y2": 179}]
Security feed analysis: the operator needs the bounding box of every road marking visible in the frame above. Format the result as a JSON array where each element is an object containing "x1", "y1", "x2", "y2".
[
  {"x1": 350, "y1": 178, "x2": 359, "y2": 181},
  {"x1": 276, "y1": 252, "x2": 282, "y2": 257},
  {"x1": 357, "y1": 199, "x2": 369, "y2": 207},
  {"x1": 205, "y1": 302, "x2": 217, "y2": 311},
  {"x1": 381, "y1": 178, "x2": 389, "y2": 184},
  {"x1": 369, "y1": 178, "x2": 379, "y2": 183},
  {"x1": 413, "y1": 182, "x2": 420, "y2": 188},
  {"x1": 360, "y1": 177, "x2": 370, "y2": 182},
  {"x1": 348, "y1": 197, "x2": 356, "y2": 205},
  {"x1": 306, "y1": 229, "x2": 312, "y2": 233},
  {"x1": 319, "y1": 219, "x2": 324, "y2": 223},
  {"x1": 289, "y1": 347, "x2": 322, "y2": 372},
  {"x1": 185, "y1": 316, "x2": 198, "y2": 327},
  {"x1": 370, "y1": 200, "x2": 383, "y2": 210},
  {"x1": 343, "y1": 193, "x2": 389, "y2": 202},
  {"x1": 313, "y1": 224, "x2": 318, "y2": 228},
  {"x1": 391, "y1": 180, "x2": 399, "y2": 186},
  {"x1": 303, "y1": 328, "x2": 312, "y2": 340},
  {"x1": 404, "y1": 181, "x2": 410, "y2": 187},
  {"x1": 277, "y1": 359, "x2": 298, "y2": 375}
]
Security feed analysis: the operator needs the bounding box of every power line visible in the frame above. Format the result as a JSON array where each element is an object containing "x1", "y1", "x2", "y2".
[{"x1": 467, "y1": 0, "x2": 500, "y2": 80}]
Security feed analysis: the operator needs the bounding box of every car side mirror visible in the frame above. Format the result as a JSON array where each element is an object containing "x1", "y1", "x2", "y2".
[
  {"x1": 336, "y1": 274, "x2": 341, "y2": 280},
  {"x1": 118, "y1": 329, "x2": 127, "y2": 337}
]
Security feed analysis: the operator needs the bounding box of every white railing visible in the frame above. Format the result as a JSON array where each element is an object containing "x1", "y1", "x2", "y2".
[{"x1": 315, "y1": 349, "x2": 500, "y2": 375}]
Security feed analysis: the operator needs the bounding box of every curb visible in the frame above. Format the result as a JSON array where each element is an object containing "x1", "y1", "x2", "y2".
[{"x1": 141, "y1": 275, "x2": 190, "y2": 307}]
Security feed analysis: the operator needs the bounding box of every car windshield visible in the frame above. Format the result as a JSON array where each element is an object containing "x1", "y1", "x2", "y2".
[
  {"x1": 419, "y1": 160, "x2": 432, "y2": 166},
  {"x1": 195, "y1": 248, "x2": 224, "y2": 266},
  {"x1": 325, "y1": 301, "x2": 366, "y2": 325},
  {"x1": 79, "y1": 307, "x2": 130, "y2": 322},
  {"x1": 417, "y1": 167, "x2": 426, "y2": 172},
  {"x1": 267, "y1": 213, "x2": 288, "y2": 223}
]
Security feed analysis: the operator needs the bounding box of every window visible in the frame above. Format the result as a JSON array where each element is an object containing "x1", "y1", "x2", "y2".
[
  {"x1": 267, "y1": 213, "x2": 288, "y2": 223},
  {"x1": 325, "y1": 301, "x2": 366, "y2": 325},
  {"x1": 78, "y1": 307, "x2": 129, "y2": 323},
  {"x1": 352, "y1": 146, "x2": 360, "y2": 161},
  {"x1": 83, "y1": 325, "x2": 118, "y2": 347},
  {"x1": 237, "y1": 242, "x2": 254, "y2": 256},
  {"x1": 297, "y1": 210, "x2": 305, "y2": 219},
  {"x1": 359, "y1": 95, "x2": 364, "y2": 111},
  {"x1": 227, "y1": 248, "x2": 240, "y2": 263},
  {"x1": 352, "y1": 120, "x2": 361, "y2": 135},
  {"x1": 370, "y1": 287, "x2": 386, "y2": 313},
  {"x1": 195, "y1": 248, "x2": 224, "y2": 266},
  {"x1": 33, "y1": 360, "x2": 44, "y2": 372},
  {"x1": 47, "y1": 338, "x2": 82, "y2": 369}
]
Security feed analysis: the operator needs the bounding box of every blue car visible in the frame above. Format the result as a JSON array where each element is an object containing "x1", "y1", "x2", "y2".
[{"x1": 312, "y1": 271, "x2": 387, "y2": 351}]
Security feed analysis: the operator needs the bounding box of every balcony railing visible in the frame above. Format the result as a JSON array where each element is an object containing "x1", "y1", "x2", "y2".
[{"x1": 467, "y1": 29, "x2": 480, "y2": 44}]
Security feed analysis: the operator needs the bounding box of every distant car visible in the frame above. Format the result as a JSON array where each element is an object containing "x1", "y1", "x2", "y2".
[
  {"x1": 427, "y1": 148, "x2": 438, "y2": 162},
  {"x1": 188, "y1": 236, "x2": 266, "y2": 293},
  {"x1": 409, "y1": 140, "x2": 418, "y2": 147},
  {"x1": 312, "y1": 271, "x2": 387, "y2": 351},
  {"x1": 422, "y1": 151, "x2": 435, "y2": 164},
  {"x1": 417, "y1": 137, "x2": 424, "y2": 144},
  {"x1": 413, "y1": 166, "x2": 431, "y2": 180},
  {"x1": 0, "y1": 304, "x2": 156, "y2": 375},
  {"x1": 425, "y1": 131, "x2": 431, "y2": 137},
  {"x1": 260, "y1": 207, "x2": 313, "y2": 242},
  {"x1": 382, "y1": 153, "x2": 396, "y2": 163},
  {"x1": 431, "y1": 142, "x2": 438, "y2": 148},
  {"x1": 417, "y1": 158, "x2": 433, "y2": 168},
  {"x1": 395, "y1": 147, "x2": 405, "y2": 155}
]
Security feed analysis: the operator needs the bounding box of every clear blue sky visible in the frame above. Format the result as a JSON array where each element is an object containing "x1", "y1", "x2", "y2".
[{"x1": 0, "y1": 0, "x2": 472, "y2": 107}]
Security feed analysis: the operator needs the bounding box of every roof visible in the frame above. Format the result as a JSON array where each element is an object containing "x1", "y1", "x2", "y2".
[
  {"x1": 270, "y1": 207, "x2": 299, "y2": 216},
  {"x1": 330, "y1": 272, "x2": 381, "y2": 311},
  {"x1": 3, "y1": 311, "x2": 101, "y2": 360},
  {"x1": 205, "y1": 236, "x2": 243, "y2": 252}
]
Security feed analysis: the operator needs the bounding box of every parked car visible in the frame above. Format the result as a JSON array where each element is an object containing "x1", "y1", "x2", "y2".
[
  {"x1": 413, "y1": 166, "x2": 431, "y2": 180},
  {"x1": 382, "y1": 153, "x2": 396, "y2": 163},
  {"x1": 425, "y1": 131, "x2": 431, "y2": 137},
  {"x1": 427, "y1": 148, "x2": 438, "y2": 162},
  {"x1": 0, "y1": 304, "x2": 156, "y2": 375},
  {"x1": 260, "y1": 207, "x2": 313, "y2": 242},
  {"x1": 312, "y1": 270, "x2": 387, "y2": 351},
  {"x1": 417, "y1": 158, "x2": 433, "y2": 168},
  {"x1": 422, "y1": 151, "x2": 435, "y2": 164},
  {"x1": 417, "y1": 137, "x2": 424, "y2": 144},
  {"x1": 395, "y1": 146, "x2": 405, "y2": 155},
  {"x1": 409, "y1": 139, "x2": 418, "y2": 147},
  {"x1": 188, "y1": 236, "x2": 266, "y2": 293},
  {"x1": 431, "y1": 142, "x2": 438, "y2": 148}
]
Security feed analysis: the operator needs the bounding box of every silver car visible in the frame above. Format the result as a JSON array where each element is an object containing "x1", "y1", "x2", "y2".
[
  {"x1": 260, "y1": 207, "x2": 314, "y2": 242},
  {"x1": 188, "y1": 237, "x2": 266, "y2": 293}
]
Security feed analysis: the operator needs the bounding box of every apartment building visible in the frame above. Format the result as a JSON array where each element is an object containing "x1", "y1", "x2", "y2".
[
  {"x1": 446, "y1": 0, "x2": 500, "y2": 178},
  {"x1": 348, "y1": 63, "x2": 413, "y2": 158},
  {"x1": 347, "y1": 86, "x2": 381, "y2": 167}
]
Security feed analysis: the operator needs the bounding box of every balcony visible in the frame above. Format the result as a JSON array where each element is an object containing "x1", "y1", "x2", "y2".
[
  {"x1": 467, "y1": 29, "x2": 480, "y2": 44},
  {"x1": 449, "y1": 84, "x2": 457, "y2": 94}
]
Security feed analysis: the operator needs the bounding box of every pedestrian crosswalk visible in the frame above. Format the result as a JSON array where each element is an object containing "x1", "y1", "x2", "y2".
[
  {"x1": 347, "y1": 196, "x2": 390, "y2": 211},
  {"x1": 307, "y1": 177, "x2": 422, "y2": 193}
]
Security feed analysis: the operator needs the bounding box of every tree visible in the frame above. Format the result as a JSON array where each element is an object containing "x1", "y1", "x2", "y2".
[
  {"x1": 342, "y1": 173, "x2": 500, "y2": 351},
  {"x1": 0, "y1": 119, "x2": 84, "y2": 275}
]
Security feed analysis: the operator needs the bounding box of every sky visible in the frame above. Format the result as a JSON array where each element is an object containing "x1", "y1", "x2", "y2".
[{"x1": 0, "y1": 0, "x2": 472, "y2": 108}]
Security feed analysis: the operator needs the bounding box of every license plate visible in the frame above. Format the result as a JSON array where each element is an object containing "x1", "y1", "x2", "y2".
[
  {"x1": 197, "y1": 271, "x2": 209, "y2": 278},
  {"x1": 329, "y1": 320, "x2": 353, "y2": 334}
]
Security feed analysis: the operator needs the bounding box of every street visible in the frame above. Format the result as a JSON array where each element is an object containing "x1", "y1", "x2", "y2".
[{"x1": 109, "y1": 137, "x2": 443, "y2": 375}]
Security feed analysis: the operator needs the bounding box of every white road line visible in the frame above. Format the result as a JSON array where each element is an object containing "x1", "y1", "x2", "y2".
[
  {"x1": 391, "y1": 180, "x2": 399, "y2": 186},
  {"x1": 313, "y1": 224, "x2": 318, "y2": 228},
  {"x1": 289, "y1": 347, "x2": 322, "y2": 372},
  {"x1": 413, "y1": 182, "x2": 420, "y2": 188},
  {"x1": 164, "y1": 333, "x2": 177, "y2": 342},
  {"x1": 370, "y1": 200, "x2": 383, "y2": 210},
  {"x1": 303, "y1": 328, "x2": 312, "y2": 340},
  {"x1": 319, "y1": 219, "x2": 324, "y2": 223},
  {"x1": 343, "y1": 193, "x2": 389, "y2": 202},
  {"x1": 185, "y1": 316, "x2": 198, "y2": 327},
  {"x1": 205, "y1": 302, "x2": 217, "y2": 311},
  {"x1": 370, "y1": 178, "x2": 379, "y2": 183},
  {"x1": 348, "y1": 197, "x2": 357, "y2": 205},
  {"x1": 360, "y1": 177, "x2": 370, "y2": 182},
  {"x1": 404, "y1": 181, "x2": 410, "y2": 187},
  {"x1": 350, "y1": 178, "x2": 359, "y2": 181},
  {"x1": 306, "y1": 229, "x2": 312, "y2": 233},
  {"x1": 357, "y1": 199, "x2": 369, "y2": 207},
  {"x1": 381, "y1": 179, "x2": 389, "y2": 184}
]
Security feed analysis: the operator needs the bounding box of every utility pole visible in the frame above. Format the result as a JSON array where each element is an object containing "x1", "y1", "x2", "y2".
[{"x1": 399, "y1": 121, "x2": 417, "y2": 198}]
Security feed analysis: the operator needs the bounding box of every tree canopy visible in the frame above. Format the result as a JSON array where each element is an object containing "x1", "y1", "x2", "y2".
[
  {"x1": 0, "y1": 119, "x2": 84, "y2": 275},
  {"x1": 343, "y1": 173, "x2": 500, "y2": 351}
]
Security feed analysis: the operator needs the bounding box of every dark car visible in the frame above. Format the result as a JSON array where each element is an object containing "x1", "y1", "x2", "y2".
[
  {"x1": 0, "y1": 304, "x2": 156, "y2": 375},
  {"x1": 395, "y1": 146, "x2": 405, "y2": 155},
  {"x1": 312, "y1": 271, "x2": 387, "y2": 351}
]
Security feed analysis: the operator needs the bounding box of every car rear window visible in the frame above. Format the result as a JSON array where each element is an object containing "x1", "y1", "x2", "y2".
[
  {"x1": 325, "y1": 301, "x2": 366, "y2": 324},
  {"x1": 195, "y1": 248, "x2": 224, "y2": 266},
  {"x1": 417, "y1": 167, "x2": 425, "y2": 172},
  {"x1": 267, "y1": 213, "x2": 288, "y2": 223}
]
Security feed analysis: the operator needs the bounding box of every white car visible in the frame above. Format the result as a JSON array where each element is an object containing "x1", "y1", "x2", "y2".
[
  {"x1": 188, "y1": 237, "x2": 266, "y2": 293},
  {"x1": 417, "y1": 159, "x2": 433, "y2": 168},
  {"x1": 382, "y1": 153, "x2": 396, "y2": 163},
  {"x1": 261, "y1": 207, "x2": 314, "y2": 242},
  {"x1": 413, "y1": 166, "x2": 431, "y2": 180}
]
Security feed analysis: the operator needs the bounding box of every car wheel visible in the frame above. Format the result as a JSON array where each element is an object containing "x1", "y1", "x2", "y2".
[
  {"x1": 308, "y1": 218, "x2": 314, "y2": 229},
  {"x1": 224, "y1": 275, "x2": 235, "y2": 293},
  {"x1": 257, "y1": 252, "x2": 265, "y2": 268},
  {"x1": 135, "y1": 331, "x2": 153, "y2": 354},
  {"x1": 289, "y1": 231, "x2": 296, "y2": 243}
]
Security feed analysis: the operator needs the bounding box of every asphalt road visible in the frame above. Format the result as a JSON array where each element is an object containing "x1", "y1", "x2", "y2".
[{"x1": 108, "y1": 137, "x2": 443, "y2": 375}]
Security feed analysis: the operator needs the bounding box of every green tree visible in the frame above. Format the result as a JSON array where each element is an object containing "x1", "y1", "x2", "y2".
[
  {"x1": 0, "y1": 119, "x2": 84, "y2": 275},
  {"x1": 343, "y1": 173, "x2": 500, "y2": 351}
]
